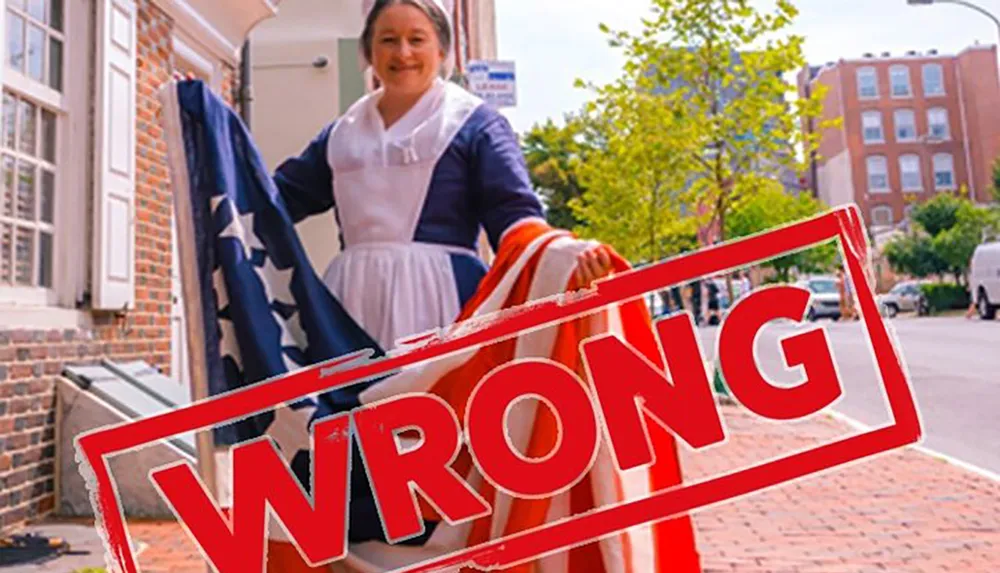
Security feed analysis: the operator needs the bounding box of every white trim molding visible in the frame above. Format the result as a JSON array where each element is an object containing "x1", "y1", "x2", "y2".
[{"x1": 152, "y1": 0, "x2": 282, "y2": 66}]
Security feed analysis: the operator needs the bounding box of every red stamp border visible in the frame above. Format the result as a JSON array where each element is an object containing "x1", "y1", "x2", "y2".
[{"x1": 76, "y1": 205, "x2": 921, "y2": 572}]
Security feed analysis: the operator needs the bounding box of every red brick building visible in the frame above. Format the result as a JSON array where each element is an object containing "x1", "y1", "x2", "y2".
[
  {"x1": 798, "y1": 44, "x2": 1000, "y2": 233},
  {"x1": 0, "y1": 0, "x2": 279, "y2": 533}
]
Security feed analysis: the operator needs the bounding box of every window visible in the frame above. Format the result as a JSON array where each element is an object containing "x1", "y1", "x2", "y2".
[
  {"x1": 899, "y1": 154, "x2": 923, "y2": 191},
  {"x1": 1, "y1": 0, "x2": 65, "y2": 303},
  {"x1": 890, "y1": 65, "x2": 912, "y2": 97},
  {"x1": 862, "y1": 111, "x2": 884, "y2": 144},
  {"x1": 857, "y1": 67, "x2": 878, "y2": 99},
  {"x1": 923, "y1": 63, "x2": 944, "y2": 96},
  {"x1": 0, "y1": 91, "x2": 56, "y2": 290},
  {"x1": 894, "y1": 109, "x2": 916, "y2": 141},
  {"x1": 928, "y1": 108, "x2": 950, "y2": 140},
  {"x1": 866, "y1": 156, "x2": 889, "y2": 192},
  {"x1": 933, "y1": 153, "x2": 955, "y2": 190},
  {"x1": 871, "y1": 205, "x2": 894, "y2": 227},
  {"x1": 6, "y1": 0, "x2": 64, "y2": 92}
]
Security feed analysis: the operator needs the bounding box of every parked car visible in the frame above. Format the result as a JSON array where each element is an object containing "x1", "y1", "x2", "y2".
[
  {"x1": 970, "y1": 241, "x2": 1000, "y2": 320},
  {"x1": 795, "y1": 276, "x2": 841, "y2": 321},
  {"x1": 877, "y1": 280, "x2": 925, "y2": 318}
]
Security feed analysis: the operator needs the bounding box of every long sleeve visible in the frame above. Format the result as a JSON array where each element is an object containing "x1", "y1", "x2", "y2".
[
  {"x1": 470, "y1": 111, "x2": 545, "y2": 251},
  {"x1": 273, "y1": 123, "x2": 335, "y2": 224}
]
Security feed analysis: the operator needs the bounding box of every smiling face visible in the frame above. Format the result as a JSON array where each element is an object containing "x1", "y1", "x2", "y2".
[{"x1": 369, "y1": 3, "x2": 446, "y2": 100}]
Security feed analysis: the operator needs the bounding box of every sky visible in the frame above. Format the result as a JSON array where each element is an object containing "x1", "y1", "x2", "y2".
[{"x1": 493, "y1": 0, "x2": 1000, "y2": 133}]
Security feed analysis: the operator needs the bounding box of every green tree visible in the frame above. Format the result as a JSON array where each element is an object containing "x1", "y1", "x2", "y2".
[
  {"x1": 522, "y1": 114, "x2": 594, "y2": 230},
  {"x1": 884, "y1": 193, "x2": 1000, "y2": 284},
  {"x1": 992, "y1": 156, "x2": 1000, "y2": 204},
  {"x1": 725, "y1": 182, "x2": 837, "y2": 281},
  {"x1": 572, "y1": 0, "x2": 836, "y2": 297},
  {"x1": 568, "y1": 92, "x2": 699, "y2": 263}
]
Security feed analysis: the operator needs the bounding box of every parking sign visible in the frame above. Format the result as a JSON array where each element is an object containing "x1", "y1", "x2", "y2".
[{"x1": 466, "y1": 60, "x2": 517, "y2": 108}]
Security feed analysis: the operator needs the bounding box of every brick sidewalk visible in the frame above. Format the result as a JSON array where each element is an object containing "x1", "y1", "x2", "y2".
[
  {"x1": 60, "y1": 405, "x2": 1000, "y2": 572},
  {"x1": 681, "y1": 406, "x2": 1000, "y2": 572}
]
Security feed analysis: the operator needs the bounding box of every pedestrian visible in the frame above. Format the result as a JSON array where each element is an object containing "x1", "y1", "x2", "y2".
[{"x1": 264, "y1": 0, "x2": 617, "y2": 569}]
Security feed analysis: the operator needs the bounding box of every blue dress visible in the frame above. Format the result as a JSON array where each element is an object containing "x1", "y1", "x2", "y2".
[{"x1": 273, "y1": 78, "x2": 544, "y2": 351}]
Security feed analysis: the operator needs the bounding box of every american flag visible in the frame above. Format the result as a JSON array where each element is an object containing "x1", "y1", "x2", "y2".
[{"x1": 159, "y1": 79, "x2": 400, "y2": 544}]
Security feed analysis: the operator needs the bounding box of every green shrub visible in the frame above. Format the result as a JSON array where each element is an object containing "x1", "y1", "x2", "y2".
[{"x1": 919, "y1": 283, "x2": 969, "y2": 313}]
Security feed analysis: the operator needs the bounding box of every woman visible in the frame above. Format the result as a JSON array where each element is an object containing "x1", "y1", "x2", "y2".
[
  {"x1": 267, "y1": 0, "x2": 614, "y2": 569},
  {"x1": 272, "y1": 0, "x2": 613, "y2": 355}
]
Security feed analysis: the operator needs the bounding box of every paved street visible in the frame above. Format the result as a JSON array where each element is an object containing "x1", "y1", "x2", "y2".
[{"x1": 700, "y1": 315, "x2": 1000, "y2": 475}]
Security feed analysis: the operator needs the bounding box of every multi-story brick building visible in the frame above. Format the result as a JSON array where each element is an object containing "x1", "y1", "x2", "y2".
[
  {"x1": 798, "y1": 44, "x2": 1000, "y2": 233},
  {"x1": 0, "y1": 0, "x2": 281, "y2": 533}
]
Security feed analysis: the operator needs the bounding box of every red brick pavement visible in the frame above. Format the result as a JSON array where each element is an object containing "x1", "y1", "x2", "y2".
[
  {"x1": 680, "y1": 406, "x2": 1000, "y2": 572},
  {"x1": 123, "y1": 405, "x2": 999, "y2": 572}
]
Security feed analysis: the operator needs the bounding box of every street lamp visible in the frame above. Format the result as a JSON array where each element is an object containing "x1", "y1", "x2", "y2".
[{"x1": 906, "y1": 0, "x2": 1000, "y2": 40}]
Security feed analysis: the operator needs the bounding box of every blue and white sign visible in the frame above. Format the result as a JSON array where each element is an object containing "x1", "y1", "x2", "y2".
[{"x1": 467, "y1": 60, "x2": 517, "y2": 108}]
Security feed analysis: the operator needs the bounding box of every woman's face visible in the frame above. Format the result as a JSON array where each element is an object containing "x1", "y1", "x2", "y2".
[{"x1": 370, "y1": 3, "x2": 445, "y2": 99}]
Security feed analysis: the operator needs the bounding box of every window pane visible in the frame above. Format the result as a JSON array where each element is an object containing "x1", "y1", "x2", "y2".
[
  {"x1": 40, "y1": 108, "x2": 55, "y2": 162},
  {"x1": 26, "y1": 0, "x2": 44, "y2": 22},
  {"x1": 48, "y1": 37, "x2": 62, "y2": 91},
  {"x1": 1, "y1": 93, "x2": 14, "y2": 149},
  {"x1": 40, "y1": 168, "x2": 53, "y2": 223},
  {"x1": 8, "y1": 0, "x2": 26, "y2": 11},
  {"x1": 0, "y1": 223, "x2": 11, "y2": 283},
  {"x1": 18, "y1": 98, "x2": 35, "y2": 155},
  {"x1": 26, "y1": 23, "x2": 44, "y2": 82},
  {"x1": 38, "y1": 230, "x2": 51, "y2": 287},
  {"x1": 891, "y1": 68, "x2": 911, "y2": 96},
  {"x1": 1, "y1": 155, "x2": 13, "y2": 217},
  {"x1": 16, "y1": 160, "x2": 35, "y2": 220},
  {"x1": 14, "y1": 226, "x2": 33, "y2": 285},
  {"x1": 924, "y1": 65, "x2": 944, "y2": 95},
  {"x1": 7, "y1": 11, "x2": 25, "y2": 72},
  {"x1": 49, "y1": 0, "x2": 63, "y2": 32}
]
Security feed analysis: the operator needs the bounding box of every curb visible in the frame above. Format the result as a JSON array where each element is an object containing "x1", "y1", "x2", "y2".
[{"x1": 824, "y1": 409, "x2": 1000, "y2": 484}]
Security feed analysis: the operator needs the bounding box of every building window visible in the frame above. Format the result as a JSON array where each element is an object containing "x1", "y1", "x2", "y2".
[
  {"x1": 890, "y1": 65, "x2": 912, "y2": 97},
  {"x1": 922, "y1": 63, "x2": 944, "y2": 96},
  {"x1": 927, "y1": 107, "x2": 950, "y2": 140},
  {"x1": 894, "y1": 109, "x2": 917, "y2": 142},
  {"x1": 933, "y1": 153, "x2": 955, "y2": 190},
  {"x1": 871, "y1": 205, "x2": 894, "y2": 227},
  {"x1": 1, "y1": 0, "x2": 65, "y2": 302},
  {"x1": 5, "y1": 0, "x2": 65, "y2": 92},
  {"x1": 866, "y1": 155, "x2": 889, "y2": 192},
  {"x1": 857, "y1": 67, "x2": 878, "y2": 99},
  {"x1": 862, "y1": 111, "x2": 884, "y2": 144},
  {"x1": 899, "y1": 154, "x2": 922, "y2": 192}
]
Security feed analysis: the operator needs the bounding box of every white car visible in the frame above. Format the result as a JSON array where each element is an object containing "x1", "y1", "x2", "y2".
[
  {"x1": 877, "y1": 280, "x2": 924, "y2": 318},
  {"x1": 795, "y1": 276, "x2": 842, "y2": 321},
  {"x1": 970, "y1": 241, "x2": 1000, "y2": 320}
]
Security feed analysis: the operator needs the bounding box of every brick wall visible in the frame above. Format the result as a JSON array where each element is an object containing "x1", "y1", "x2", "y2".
[{"x1": 0, "y1": 0, "x2": 240, "y2": 534}]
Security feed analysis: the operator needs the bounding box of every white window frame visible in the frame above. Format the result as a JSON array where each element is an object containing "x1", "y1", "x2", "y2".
[
  {"x1": 894, "y1": 109, "x2": 917, "y2": 142},
  {"x1": 922, "y1": 63, "x2": 945, "y2": 97},
  {"x1": 927, "y1": 107, "x2": 950, "y2": 141},
  {"x1": 933, "y1": 153, "x2": 956, "y2": 190},
  {"x1": 862, "y1": 111, "x2": 884, "y2": 144},
  {"x1": 890, "y1": 65, "x2": 912, "y2": 98},
  {"x1": 857, "y1": 66, "x2": 878, "y2": 100},
  {"x1": 866, "y1": 155, "x2": 890, "y2": 193},
  {"x1": 0, "y1": 0, "x2": 89, "y2": 321},
  {"x1": 871, "y1": 205, "x2": 894, "y2": 228},
  {"x1": 899, "y1": 154, "x2": 923, "y2": 192}
]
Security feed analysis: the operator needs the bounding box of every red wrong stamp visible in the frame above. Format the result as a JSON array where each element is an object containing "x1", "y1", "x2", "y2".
[{"x1": 75, "y1": 205, "x2": 922, "y2": 572}]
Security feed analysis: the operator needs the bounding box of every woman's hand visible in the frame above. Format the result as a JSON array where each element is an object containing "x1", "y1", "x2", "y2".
[{"x1": 574, "y1": 244, "x2": 616, "y2": 287}]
